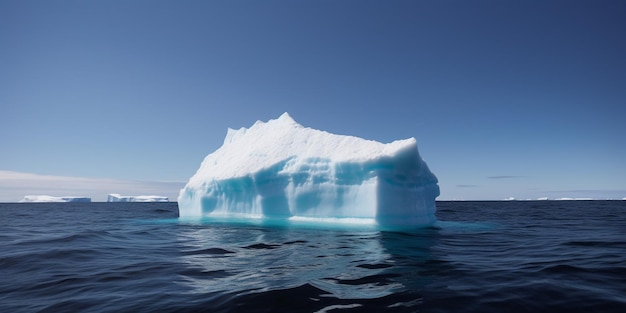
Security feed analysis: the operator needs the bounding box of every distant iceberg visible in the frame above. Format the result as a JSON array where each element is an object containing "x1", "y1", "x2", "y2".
[
  {"x1": 178, "y1": 113, "x2": 439, "y2": 229},
  {"x1": 107, "y1": 194, "x2": 169, "y2": 202},
  {"x1": 20, "y1": 195, "x2": 91, "y2": 203}
]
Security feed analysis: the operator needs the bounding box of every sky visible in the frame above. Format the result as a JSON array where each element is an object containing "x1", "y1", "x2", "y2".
[{"x1": 1, "y1": 0, "x2": 625, "y2": 201}]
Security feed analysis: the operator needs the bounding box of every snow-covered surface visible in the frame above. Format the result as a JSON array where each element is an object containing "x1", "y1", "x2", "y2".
[
  {"x1": 178, "y1": 113, "x2": 439, "y2": 228},
  {"x1": 107, "y1": 194, "x2": 169, "y2": 202},
  {"x1": 19, "y1": 195, "x2": 91, "y2": 203}
]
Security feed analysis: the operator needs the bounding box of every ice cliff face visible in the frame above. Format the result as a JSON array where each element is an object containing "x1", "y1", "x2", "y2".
[
  {"x1": 107, "y1": 194, "x2": 169, "y2": 202},
  {"x1": 178, "y1": 113, "x2": 439, "y2": 228}
]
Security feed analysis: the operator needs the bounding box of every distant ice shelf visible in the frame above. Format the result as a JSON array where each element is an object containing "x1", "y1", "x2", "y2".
[
  {"x1": 178, "y1": 112, "x2": 440, "y2": 229},
  {"x1": 107, "y1": 194, "x2": 169, "y2": 202},
  {"x1": 555, "y1": 197, "x2": 594, "y2": 201},
  {"x1": 20, "y1": 195, "x2": 91, "y2": 203}
]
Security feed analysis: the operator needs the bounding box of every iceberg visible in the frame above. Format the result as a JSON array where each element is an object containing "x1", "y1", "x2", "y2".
[
  {"x1": 107, "y1": 194, "x2": 169, "y2": 202},
  {"x1": 19, "y1": 195, "x2": 91, "y2": 203},
  {"x1": 178, "y1": 113, "x2": 439, "y2": 228},
  {"x1": 555, "y1": 197, "x2": 593, "y2": 201}
]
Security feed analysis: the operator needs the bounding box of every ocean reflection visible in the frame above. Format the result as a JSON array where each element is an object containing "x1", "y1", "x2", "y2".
[{"x1": 174, "y1": 219, "x2": 439, "y2": 301}]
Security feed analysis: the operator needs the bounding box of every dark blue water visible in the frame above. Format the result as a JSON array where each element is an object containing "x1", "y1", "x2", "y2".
[{"x1": 1, "y1": 201, "x2": 625, "y2": 312}]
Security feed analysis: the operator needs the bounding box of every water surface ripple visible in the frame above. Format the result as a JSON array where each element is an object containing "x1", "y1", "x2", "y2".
[{"x1": 1, "y1": 201, "x2": 625, "y2": 312}]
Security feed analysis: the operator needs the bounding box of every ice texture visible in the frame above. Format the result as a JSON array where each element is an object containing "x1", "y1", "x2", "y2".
[
  {"x1": 107, "y1": 194, "x2": 169, "y2": 202},
  {"x1": 20, "y1": 195, "x2": 91, "y2": 203},
  {"x1": 178, "y1": 113, "x2": 439, "y2": 228}
]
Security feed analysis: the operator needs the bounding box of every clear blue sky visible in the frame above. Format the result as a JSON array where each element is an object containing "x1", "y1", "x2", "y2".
[{"x1": 1, "y1": 0, "x2": 625, "y2": 201}]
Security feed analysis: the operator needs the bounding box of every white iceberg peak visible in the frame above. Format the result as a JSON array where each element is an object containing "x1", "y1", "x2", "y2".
[
  {"x1": 278, "y1": 111, "x2": 295, "y2": 122},
  {"x1": 274, "y1": 112, "x2": 303, "y2": 128},
  {"x1": 196, "y1": 113, "x2": 417, "y2": 181}
]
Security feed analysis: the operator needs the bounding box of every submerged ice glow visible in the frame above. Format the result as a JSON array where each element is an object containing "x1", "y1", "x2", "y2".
[{"x1": 178, "y1": 113, "x2": 439, "y2": 228}]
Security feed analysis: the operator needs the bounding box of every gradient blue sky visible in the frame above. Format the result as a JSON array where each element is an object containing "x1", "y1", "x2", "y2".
[{"x1": 1, "y1": 0, "x2": 625, "y2": 201}]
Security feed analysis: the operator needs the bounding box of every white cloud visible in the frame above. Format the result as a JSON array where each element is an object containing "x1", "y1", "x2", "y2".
[{"x1": 0, "y1": 171, "x2": 185, "y2": 202}]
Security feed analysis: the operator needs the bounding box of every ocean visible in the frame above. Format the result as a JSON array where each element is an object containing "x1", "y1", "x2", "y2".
[{"x1": 1, "y1": 201, "x2": 625, "y2": 312}]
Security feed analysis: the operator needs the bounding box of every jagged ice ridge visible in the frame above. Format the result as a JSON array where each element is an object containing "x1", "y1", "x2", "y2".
[{"x1": 178, "y1": 113, "x2": 439, "y2": 228}]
